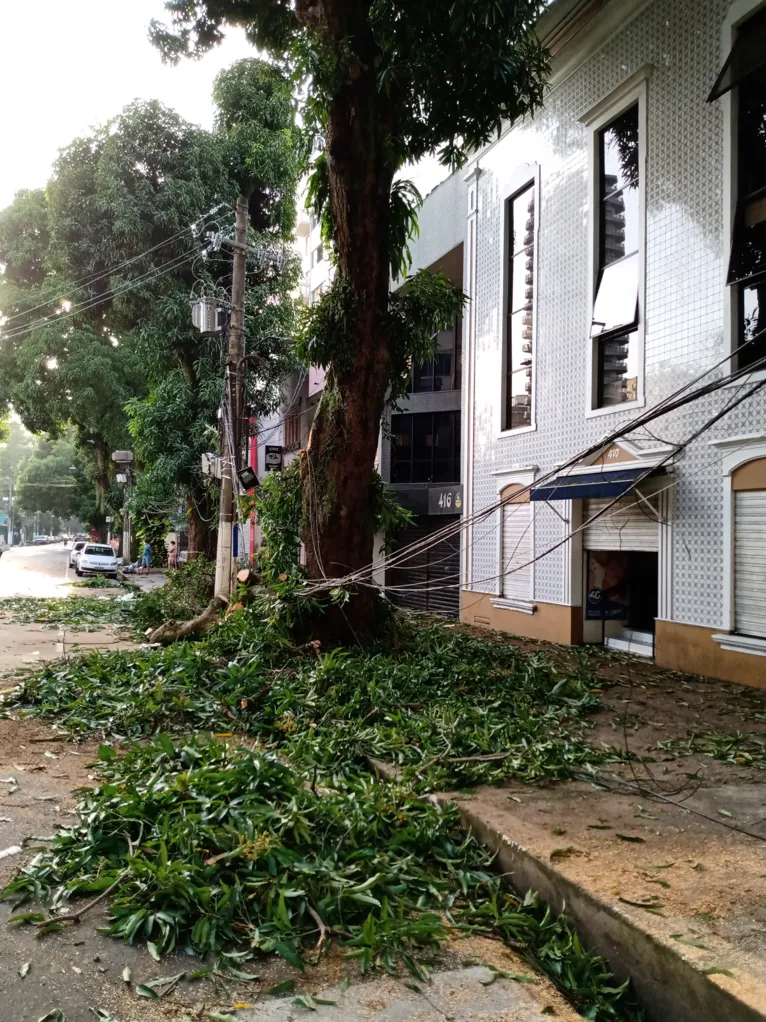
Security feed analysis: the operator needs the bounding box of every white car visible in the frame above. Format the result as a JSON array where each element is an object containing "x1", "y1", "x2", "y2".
[
  {"x1": 69, "y1": 540, "x2": 86, "y2": 568},
  {"x1": 76, "y1": 543, "x2": 120, "y2": 578}
]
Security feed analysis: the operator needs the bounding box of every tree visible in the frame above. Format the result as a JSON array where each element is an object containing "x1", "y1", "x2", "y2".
[
  {"x1": 151, "y1": 1, "x2": 549, "y2": 638},
  {"x1": 0, "y1": 64, "x2": 300, "y2": 554},
  {"x1": 14, "y1": 433, "x2": 93, "y2": 526}
]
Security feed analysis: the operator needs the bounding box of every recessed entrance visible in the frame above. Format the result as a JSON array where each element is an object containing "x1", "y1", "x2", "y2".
[{"x1": 582, "y1": 494, "x2": 660, "y2": 657}]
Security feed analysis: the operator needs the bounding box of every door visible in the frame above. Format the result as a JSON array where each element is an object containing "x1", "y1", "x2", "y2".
[{"x1": 387, "y1": 515, "x2": 460, "y2": 616}]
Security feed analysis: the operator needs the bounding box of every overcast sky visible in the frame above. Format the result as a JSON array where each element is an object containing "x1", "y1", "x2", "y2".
[{"x1": 0, "y1": 1, "x2": 447, "y2": 212}]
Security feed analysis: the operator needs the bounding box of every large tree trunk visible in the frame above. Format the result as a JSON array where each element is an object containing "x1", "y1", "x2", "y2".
[
  {"x1": 187, "y1": 486, "x2": 216, "y2": 561},
  {"x1": 298, "y1": 0, "x2": 394, "y2": 641}
]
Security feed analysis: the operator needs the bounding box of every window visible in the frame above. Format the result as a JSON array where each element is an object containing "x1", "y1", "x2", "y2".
[
  {"x1": 592, "y1": 104, "x2": 641, "y2": 408},
  {"x1": 504, "y1": 183, "x2": 535, "y2": 429},
  {"x1": 720, "y1": 8, "x2": 766, "y2": 371},
  {"x1": 391, "y1": 412, "x2": 460, "y2": 484},
  {"x1": 312, "y1": 244, "x2": 324, "y2": 267},
  {"x1": 413, "y1": 318, "x2": 460, "y2": 393},
  {"x1": 501, "y1": 489, "x2": 532, "y2": 602},
  {"x1": 283, "y1": 399, "x2": 301, "y2": 451}
]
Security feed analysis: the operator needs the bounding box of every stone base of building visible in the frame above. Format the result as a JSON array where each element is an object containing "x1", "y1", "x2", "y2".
[
  {"x1": 654, "y1": 620, "x2": 766, "y2": 690},
  {"x1": 460, "y1": 591, "x2": 582, "y2": 646},
  {"x1": 460, "y1": 592, "x2": 766, "y2": 690}
]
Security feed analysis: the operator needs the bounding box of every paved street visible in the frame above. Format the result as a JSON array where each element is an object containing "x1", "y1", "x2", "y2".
[{"x1": 0, "y1": 541, "x2": 73, "y2": 599}]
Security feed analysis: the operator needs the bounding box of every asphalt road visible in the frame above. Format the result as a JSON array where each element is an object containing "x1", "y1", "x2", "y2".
[{"x1": 0, "y1": 541, "x2": 73, "y2": 599}]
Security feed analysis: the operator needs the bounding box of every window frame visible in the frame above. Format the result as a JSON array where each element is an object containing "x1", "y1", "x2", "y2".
[
  {"x1": 490, "y1": 467, "x2": 536, "y2": 612},
  {"x1": 711, "y1": 437, "x2": 766, "y2": 655},
  {"x1": 721, "y1": 0, "x2": 766, "y2": 380},
  {"x1": 411, "y1": 316, "x2": 461, "y2": 394},
  {"x1": 390, "y1": 410, "x2": 461, "y2": 485},
  {"x1": 498, "y1": 167, "x2": 539, "y2": 438},
  {"x1": 582, "y1": 75, "x2": 648, "y2": 418}
]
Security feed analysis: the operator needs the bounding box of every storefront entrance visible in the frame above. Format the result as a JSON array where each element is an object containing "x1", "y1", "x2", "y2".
[{"x1": 583, "y1": 495, "x2": 660, "y2": 656}]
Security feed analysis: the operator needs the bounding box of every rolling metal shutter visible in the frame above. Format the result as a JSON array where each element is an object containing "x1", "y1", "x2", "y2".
[
  {"x1": 502, "y1": 503, "x2": 532, "y2": 600},
  {"x1": 735, "y1": 490, "x2": 766, "y2": 638},
  {"x1": 387, "y1": 516, "x2": 460, "y2": 616},
  {"x1": 583, "y1": 495, "x2": 660, "y2": 552}
]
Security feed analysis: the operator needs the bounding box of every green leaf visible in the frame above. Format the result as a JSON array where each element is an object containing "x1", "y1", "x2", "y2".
[
  {"x1": 98, "y1": 743, "x2": 116, "y2": 762},
  {"x1": 701, "y1": 967, "x2": 735, "y2": 977},
  {"x1": 147, "y1": 941, "x2": 161, "y2": 961},
  {"x1": 273, "y1": 942, "x2": 304, "y2": 971},
  {"x1": 268, "y1": 980, "x2": 296, "y2": 996},
  {"x1": 135, "y1": 985, "x2": 159, "y2": 999},
  {"x1": 292, "y1": 995, "x2": 318, "y2": 1010}
]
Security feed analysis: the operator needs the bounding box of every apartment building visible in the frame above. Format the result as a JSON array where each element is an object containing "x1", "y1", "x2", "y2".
[{"x1": 401, "y1": 0, "x2": 766, "y2": 688}]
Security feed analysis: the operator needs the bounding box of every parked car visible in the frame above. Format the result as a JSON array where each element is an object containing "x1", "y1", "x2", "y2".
[
  {"x1": 69, "y1": 540, "x2": 86, "y2": 568},
  {"x1": 33, "y1": 535, "x2": 48, "y2": 545},
  {"x1": 75, "y1": 543, "x2": 120, "y2": 578}
]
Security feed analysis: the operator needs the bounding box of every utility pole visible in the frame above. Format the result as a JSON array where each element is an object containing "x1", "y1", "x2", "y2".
[{"x1": 214, "y1": 194, "x2": 249, "y2": 597}]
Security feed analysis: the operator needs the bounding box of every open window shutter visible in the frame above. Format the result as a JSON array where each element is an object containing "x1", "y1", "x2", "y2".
[
  {"x1": 735, "y1": 490, "x2": 766, "y2": 638},
  {"x1": 502, "y1": 503, "x2": 532, "y2": 599}
]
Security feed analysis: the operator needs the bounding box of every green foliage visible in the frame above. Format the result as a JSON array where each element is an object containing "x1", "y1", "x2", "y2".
[
  {"x1": 385, "y1": 270, "x2": 466, "y2": 403},
  {"x1": 251, "y1": 459, "x2": 303, "y2": 582},
  {"x1": 4, "y1": 616, "x2": 644, "y2": 1018},
  {"x1": 0, "y1": 597, "x2": 135, "y2": 632},
  {"x1": 133, "y1": 557, "x2": 216, "y2": 631},
  {"x1": 14, "y1": 433, "x2": 94, "y2": 524},
  {"x1": 0, "y1": 64, "x2": 300, "y2": 544}
]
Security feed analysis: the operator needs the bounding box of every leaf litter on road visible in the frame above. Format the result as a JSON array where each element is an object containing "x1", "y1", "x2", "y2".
[{"x1": 2, "y1": 614, "x2": 645, "y2": 1021}]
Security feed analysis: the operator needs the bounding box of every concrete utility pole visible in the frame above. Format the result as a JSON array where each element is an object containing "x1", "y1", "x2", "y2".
[{"x1": 214, "y1": 194, "x2": 249, "y2": 597}]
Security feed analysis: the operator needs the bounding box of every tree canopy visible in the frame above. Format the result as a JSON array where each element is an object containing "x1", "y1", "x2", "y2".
[{"x1": 0, "y1": 58, "x2": 301, "y2": 552}]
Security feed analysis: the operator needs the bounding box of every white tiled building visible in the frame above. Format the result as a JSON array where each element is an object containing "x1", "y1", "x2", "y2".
[{"x1": 398, "y1": 0, "x2": 766, "y2": 688}]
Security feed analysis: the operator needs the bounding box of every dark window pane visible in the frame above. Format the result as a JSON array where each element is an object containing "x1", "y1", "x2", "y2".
[
  {"x1": 390, "y1": 415, "x2": 412, "y2": 483},
  {"x1": 600, "y1": 106, "x2": 639, "y2": 195},
  {"x1": 740, "y1": 278, "x2": 766, "y2": 369},
  {"x1": 729, "y1": 194, "x2": 766, "y2": 285},
  {"x1": 739, "y1": 72, "x2": 766, "y2": 198},
  {"x1": 511, "y1": 186, "x2": 535, "y2": 254},
  {"x1": 596, "y1": 331, "x2": 639, "y2": 407},
  {"x1": 592, "y1": 252, "x2": 639, "y2": 336},
  {"x1": 708, "y1": 6, "x2": 766, "y2": 102},
  {"x1": 413, "y1": 359, "x2": 435, "y2": 392}
]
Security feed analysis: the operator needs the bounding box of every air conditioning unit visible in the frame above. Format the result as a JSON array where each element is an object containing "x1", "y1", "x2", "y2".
[{"x1": 191, "y1": 297, "x2": 221, "y2": 334}]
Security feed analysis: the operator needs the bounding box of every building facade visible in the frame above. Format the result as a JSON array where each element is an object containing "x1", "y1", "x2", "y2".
[{"x1": 404, "y1": 0, "x2": 766, "y2": 688}]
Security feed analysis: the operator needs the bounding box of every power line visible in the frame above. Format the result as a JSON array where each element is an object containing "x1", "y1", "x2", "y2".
[
  {"x1": 0, "y1": 204, "x2": 234, "y2": 327},
  {"x1": 0, "y1": 246, "x2": 208, "y2": 344},
  {"x1": 298, "y1": 343, "x2": 766, "y2": 597}
]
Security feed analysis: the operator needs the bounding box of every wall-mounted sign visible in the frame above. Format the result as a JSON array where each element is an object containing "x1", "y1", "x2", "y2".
[
  {"x1": 264, "y1": 445, "x2": 283, "y2": 472},
  {"x1": 428, "y1": 485, "x2": 463, "y2": 516}
]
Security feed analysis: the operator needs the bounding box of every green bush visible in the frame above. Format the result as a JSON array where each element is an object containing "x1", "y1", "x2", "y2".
[{"x1": 133, "y1": 557, "x2": 215, "y2": 631}]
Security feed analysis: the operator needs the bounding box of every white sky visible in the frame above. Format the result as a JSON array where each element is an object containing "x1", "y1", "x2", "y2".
[{"x1": 0, "y1": 0, "x2": 448, "y2": 212}]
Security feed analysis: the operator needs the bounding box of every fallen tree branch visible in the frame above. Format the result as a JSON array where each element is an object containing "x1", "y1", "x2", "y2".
[
  {"x1": 37, "y1": 870, "x2": 128, "y2": 927},
  {"x1": 306, "y1": 903, "x2": 328, "y2": 953},
  {"x1": 146, "y1": 595, "x2": 228, "y2": 645},
  {"x1": 448, "y1": 751, "x2": 514, "y2": 764}
]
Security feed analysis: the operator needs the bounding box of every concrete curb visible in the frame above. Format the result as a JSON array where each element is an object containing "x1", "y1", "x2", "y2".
[{"x1": 366, "y1": 759, "x2": 766, "y2": 1022}]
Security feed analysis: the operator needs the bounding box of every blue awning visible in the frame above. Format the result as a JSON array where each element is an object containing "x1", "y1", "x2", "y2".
[{"x1": 530, "y1": 465, "x2": 665, "y2": 502}]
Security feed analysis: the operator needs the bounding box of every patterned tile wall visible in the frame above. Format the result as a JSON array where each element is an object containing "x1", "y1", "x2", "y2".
[{"x1": 409, "y1": 0, "x2": 764, "y2": 628}]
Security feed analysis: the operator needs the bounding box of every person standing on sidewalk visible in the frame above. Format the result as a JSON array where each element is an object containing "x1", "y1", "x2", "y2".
[
  {"x1": 140, "y1": 540, "x2": 152, "y2": 576},
  {"x1": 168, "y1": 541, "x2": 178, "y2": 570}
]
